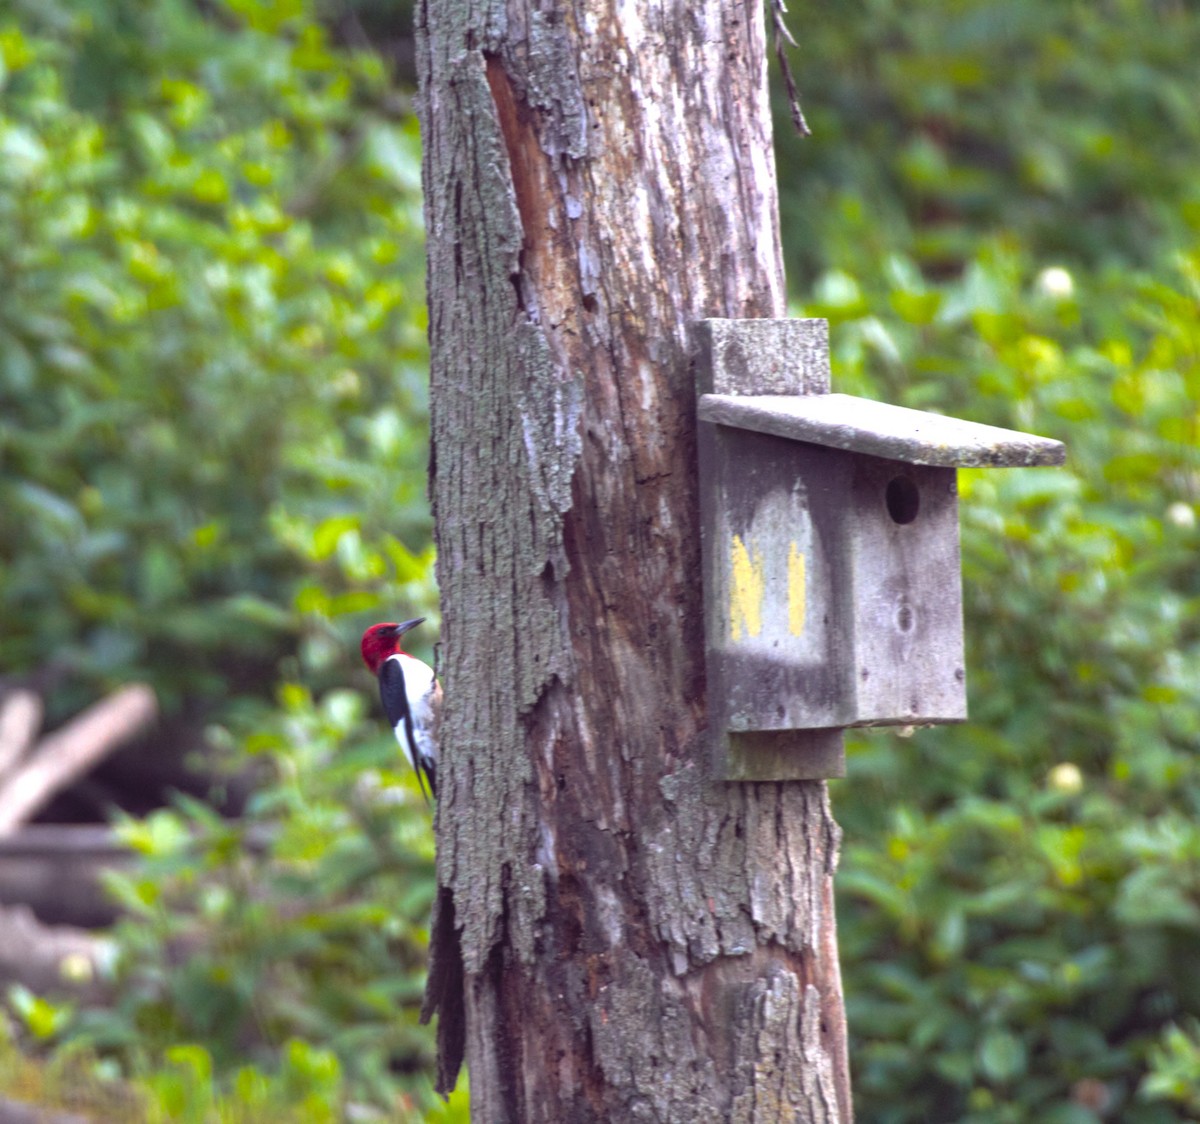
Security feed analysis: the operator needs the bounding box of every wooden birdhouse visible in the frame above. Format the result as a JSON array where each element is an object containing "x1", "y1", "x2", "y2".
[{"x1": 694, "y1": 318, "x2": 1066, "y2": 781}]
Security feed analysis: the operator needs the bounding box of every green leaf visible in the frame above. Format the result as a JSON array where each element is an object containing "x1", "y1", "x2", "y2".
[{"x1": 978, "y1": 1029, "x2": 1028, "y2": 1084}]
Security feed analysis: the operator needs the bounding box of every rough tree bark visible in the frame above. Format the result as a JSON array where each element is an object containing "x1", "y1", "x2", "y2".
[{"x1": 417, "y1": 2, "x2": 851, "y2": 1120}]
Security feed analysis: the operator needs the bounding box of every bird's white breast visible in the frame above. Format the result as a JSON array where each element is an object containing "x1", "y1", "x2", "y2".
[{"x1": 385, "y1": 652, "x2": 438, "y2": 762}]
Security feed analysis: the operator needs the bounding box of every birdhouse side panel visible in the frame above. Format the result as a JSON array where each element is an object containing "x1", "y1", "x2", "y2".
[{"x1": 844, "y1": 457, "x2": 967, "y2": 725}]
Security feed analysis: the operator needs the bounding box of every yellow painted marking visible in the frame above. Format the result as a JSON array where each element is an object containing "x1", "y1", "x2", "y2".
[
  {"x1": 788, "y1": 543, "x2": 806, "y2": 636},
  {"x1": 729, "y1": 535, "x2": 763, "y2": 640}
]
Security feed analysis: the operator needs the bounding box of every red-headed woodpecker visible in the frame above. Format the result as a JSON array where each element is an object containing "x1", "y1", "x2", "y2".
[{"x1": 360, "y1": 618, "x2": 441, "y2": 799}]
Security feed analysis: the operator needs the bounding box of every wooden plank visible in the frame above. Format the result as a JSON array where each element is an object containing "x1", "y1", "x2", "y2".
[
  {"x1": 0, "y1": 823, "x2": 276, "y2": 927},
  {"x1": 0, "y1": 831, "x2": 132, "y2": 927},
  {"x1": 0, "y1": 686, "x2": 157, "y2": 835},
  {"x1": 843, "y1": 458, "x2": 968, "y2": 725},
  {"x1": 708, "y1": 433, "x2": 846, "y2": 732},
  {"x1": 695, "y1": 319, "x2": 846, "y2": 779},
  {"x1": 693, "y1": 318, "x2": 830, "y2": 395},
  {"x1": 698, "y1": 392, "x2": 1066, "y2": 467},
  {"x1": 0, "y1": 823, "x2": 126, "y2": 856},
  {"x1": 0, "y1": 690, "x2": 42, "y2": 780},
  {"x1": 724, "y1": 730, "x2": 845, "y2": 781}
]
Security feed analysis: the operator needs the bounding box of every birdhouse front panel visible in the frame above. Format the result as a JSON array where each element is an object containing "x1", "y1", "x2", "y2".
[
  {"x1": 699, "y1": 423, "x2": 848, "y2": 780},
  {"x1": 708, "y1": 428, "x2": 844, "y2": 734}
]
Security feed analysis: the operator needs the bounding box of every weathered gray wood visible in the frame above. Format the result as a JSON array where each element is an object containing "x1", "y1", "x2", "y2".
[
  {"x1": 844, "y1": 457, "x2": 967, "y2": 725},
  {"x1": 699, "y1": 392, "x2": 1067, "y2": 467},
  {"x1": 698, "y1": 427, "x2": 847, "y2": 774},
  {"x1": 418, "y1": 2, "x2": 852, "y2": 1120},
  {"x1": 0, "y1": 825, "x2": 130, "y2": 928},
  {"x1": 0, "y1": 690, "x2": 42, "y2": 779},
  {"x1": 0, "y1": 823, "x2": 277, "y2": 928},
  {"x1": 726, "y1": 731, "x2": 846, "y2": 781},
  {"x1": 694, "y1": 318, "x2": 830, "y2": 395},
  {"x1": 695, "y1": 319, "x2": 1064, "y2": 774},
  {"x1": 0, "y1": 685, "x2": 157, "y2": 835},
  {"x1": 697, "y1": 429, "x2": 966, "y2": 756},
  {"x1": 696, "y1": 320, "x2": 847, "y2": 778}
]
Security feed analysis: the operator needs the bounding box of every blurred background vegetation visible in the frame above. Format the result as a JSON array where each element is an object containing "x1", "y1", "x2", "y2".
[
  {"x1": 0, "y1": 0, "x2": 1197, "y2": 1120},
  {"x1": 775, "y1": 3, "x2": 1200, "y2": 1122},
  {"x1": 0, "y1": 0, "x2": 448, "y2": 1118}
]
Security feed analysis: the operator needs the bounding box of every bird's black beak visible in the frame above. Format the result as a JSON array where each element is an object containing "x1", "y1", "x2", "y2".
[{"x1": 395, "y1": 617, "x2": 426, "y2": 637}]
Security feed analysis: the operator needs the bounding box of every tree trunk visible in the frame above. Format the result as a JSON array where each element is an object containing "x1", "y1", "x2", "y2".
[{"x1": 417, "y1": 2, "x2": 851, "y2": 1120}]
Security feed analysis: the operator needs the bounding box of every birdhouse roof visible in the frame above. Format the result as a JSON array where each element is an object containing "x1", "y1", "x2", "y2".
[{"x1": 697, "y1": 393, "x2": 1066, "y2": 468}]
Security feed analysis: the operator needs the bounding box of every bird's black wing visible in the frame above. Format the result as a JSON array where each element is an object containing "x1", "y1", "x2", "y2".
[
  {"x1": 378, "y1": 656, "x2": 410, "y2": 728},
  {"x1": 378, "y1": 657, "x2": 434, "y2": 801}
]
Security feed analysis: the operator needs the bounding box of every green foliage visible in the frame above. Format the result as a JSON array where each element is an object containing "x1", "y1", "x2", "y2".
[
  {"x1": 7, "y1": 0, "x2": 1199, "y2": 1119},
  {"x1": 0, "y1": 0, "x2": 443, "y2": 1116},
  {"x1": 72, "y1": 685, "x2": 438, "y2": 1113},
  {"x1": 0, "y1": 0, "x2": 432, "y2": 713},
  {"x1": 775, "y1": 2, "x2": 1200, "y2": 1120},
  {"x1": 1, "y1": 1015, "x2": 471, "y2": 1121},
  {"x1": 1141, "y1": 1020, "x2": 1200, "y2": 1117},
  {"x1": 0, "y1": 1018, "x2": 145, "y2": 1119}
]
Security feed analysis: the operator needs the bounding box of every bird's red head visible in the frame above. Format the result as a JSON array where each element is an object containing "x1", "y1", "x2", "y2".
[{"x1": 360, "y1": 618, "x2": 425, "y2": 673}]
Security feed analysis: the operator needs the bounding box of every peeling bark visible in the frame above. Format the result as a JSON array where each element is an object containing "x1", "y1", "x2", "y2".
[{"x1": 417, "y1": 1, "x2": 850, "y2": 1120}]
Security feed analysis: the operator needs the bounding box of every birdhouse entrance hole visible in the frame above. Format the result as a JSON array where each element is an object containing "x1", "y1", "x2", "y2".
[{"x1": 885, "y1": 475, "x2": 920, "y2": 525}]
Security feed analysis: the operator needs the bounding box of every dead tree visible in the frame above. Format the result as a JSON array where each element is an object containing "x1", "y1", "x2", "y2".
[{"x1": 417, "y1": 2, "x2": 851, "y2": 1119}]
